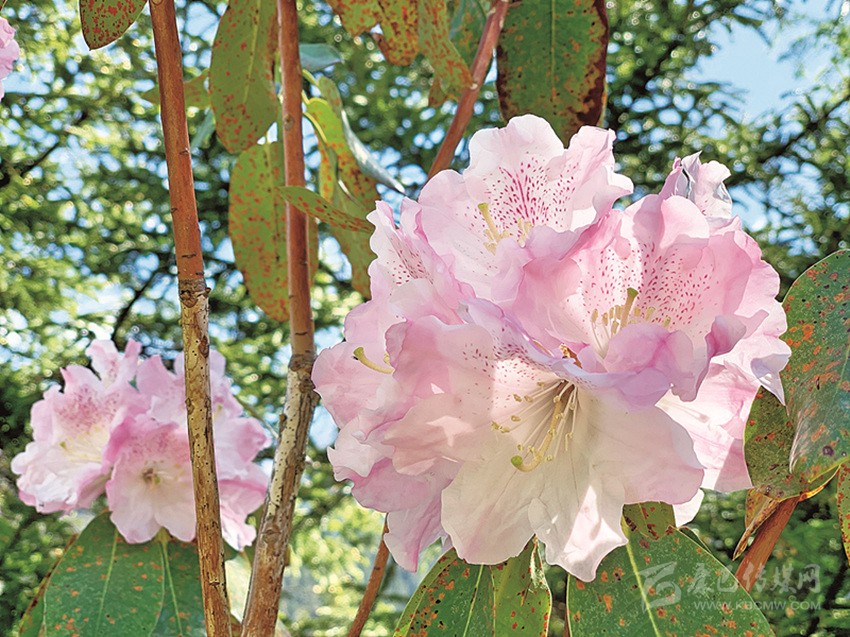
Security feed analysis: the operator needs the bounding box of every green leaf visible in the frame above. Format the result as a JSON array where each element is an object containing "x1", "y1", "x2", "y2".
[
  {"x1": 429, "y1": 0, "x2": 488, "y2": 105},
  {"x1": 229, "y1": 142, "x2": 289, "y2": 321},
  {"x1": 210, "y1": 0, "x2": 279, "y2": 153},
  {"x1": 300, "y1": 43, "x2": 344, "y2": 71},
  {"x1": 229, "y1": 142, "x2": 319, "y2": 321},
  {"x1": 393, "y1": 549, "x2": 495, "y2": 636},
  {"x1": 279, "y1": 186, "x2": 373, "y2": 233},
  {"x1": 783, "y1": 250, "x2": 850, "y2": 482},
  {"x1": 140, "y1": 72, "x2": 211, "y2": 110},
  {"x1": 326, "y1": 0, "x2": 472, "y2": 97},
  {"x1": 306, "y1": 96, "x2": 377, "y2": 297},
  {"x1": 150, "y1": 535, "x2": 205, "y2": 635},
  {"x1": 836, "y1": 464, "x2": 850, "y2": 566},
  {"x1": 497, "y1": 0, "x2": 608, "y2": 143},
  {"x1": 492, "y1": 539, "x2": 551, "y2": 635},
  {"x1": 44, "y1": 513, "x2": 165, "y2": 636},
  {"x1": 315, "y1": 76, "x2": 405, "y2": 193},
  {"x1": 567, "y1": 530, "x2": 772, "y2": 636},
  {"x1": 79, "y1": 0, "x2": 145, "y2": 49},
  {"x1": 18, "y1": 569, "x2": 50, "y2": 637},
  {"x1": 622, "y1": 502, "x2": 676, "y2": 541}
]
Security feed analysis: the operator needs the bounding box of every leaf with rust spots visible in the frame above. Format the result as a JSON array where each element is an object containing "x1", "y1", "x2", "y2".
[
  {"x1": 567, "y1": 530, "x2": 771, "y2": 636},
  {"x1": 44, "y1": 513, "x2": 164, "y2": 636},
  {"x1": 429, "y1": 0, "x2": 488, "y2": 105},
  {"x1": 326, "y1": 0, "x2": 472, "y2": 98},
  {"x1": 210, "y1": 0, "x2": 279, "y2": 153},
  {"x1": 837, "y1": 464, "x2": 850, "y2": 567},
  {"x1": 279, "y1": 186, "x2": 373, "y2": 233},
  {"x1": 497, "y1": 0, "x2": 608, "y2": 144},
  {"x1": 141, "y1": 71, "x2": 211, "y2": 110},
  {"x1": 622, "y1": 501, "x2": 676, "y2": 541},
  {"x1": 79, "y1": 0, "x2": 145, "y2": 49},
  {"x1": 394, "y1": 540, "x2": 550, "y2": 636},
  {"x1": 229, "y1": 142, "x2": 319, "y2": 322},
  {"x1": 150, "y1": 536, "x2": 205, "y2": 635},
  {"x1": 782, "y1": 250, "x2": 850, "y2": 482},
  {"x1": 306, "y1": 96, "x2": 378, "y2": 297}
]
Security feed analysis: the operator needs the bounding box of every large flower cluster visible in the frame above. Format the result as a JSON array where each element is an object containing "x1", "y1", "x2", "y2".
[
  {"x1": 314, "y1": 115, "x2": 790, "y2": 580},
  {"x1": 12, "y1": 339, "x2": 270, "y2": 550},
  {"x1": 0, "y1": 17, "x2": 19, "y2": 101}
]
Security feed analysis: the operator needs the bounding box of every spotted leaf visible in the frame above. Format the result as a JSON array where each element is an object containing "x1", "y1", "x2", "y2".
[
  {"x1": 838, "y1": 465, "x2": 850, "y2": 567},
  {"x1": 150, "y1": 536, "x2": 205, "y2": 635},
  {"x1": 567, "y1": 530, "x2": 771, "y2": 636},
  {"x1": 79, "y1": 0, "x2": 145, "y2": 49},
  {"x1": 497, "y1": 0, "x2": 608, "y2": 143},
  {"x1": 278, "y1": 186, "x2": 372, "y2": 233},
  {"x1": 783, "y1": 250, "x2": 850, "y2": 482},
  {"x1": 210, "y1": 0, "x2": 279, "y2": 153},
  {"x1": 622, "y1": 501, "x2": 676, "y2": 541},
  {"x1": 491, "y1": 539, "x2": 551, "y2": 635},
  {"x1": 44, "y1": 513, "x2": 165, "y2": 636},
  {"x1": 429, "y1": 0, "x2": 488, "y2": 105}
]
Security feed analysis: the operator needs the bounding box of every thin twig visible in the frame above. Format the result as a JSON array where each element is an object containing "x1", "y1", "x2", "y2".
[
  {"x1": 427, "y1": 0, "x2": 510, "y2": 179},
  {"x1": 240, "y1": 0, "x2": 318, "y2": 633},
  {"x1": 149, "y1": 0, "x2": 231, "y2": 634},
  {"x1": 347, "y1": 521, "x2": 391, "y2": 637},
  {"x1": 734, "y1": 495, "x2": 800, "y2": 592}
]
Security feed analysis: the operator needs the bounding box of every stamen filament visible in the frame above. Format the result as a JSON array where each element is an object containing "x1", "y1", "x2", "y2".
[{"x1": 353, "y1": 347, "x2": 394, "y2": 374}]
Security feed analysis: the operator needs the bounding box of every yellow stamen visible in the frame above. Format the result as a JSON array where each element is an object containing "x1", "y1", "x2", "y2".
[{"x1": 353, "y1": 347, "x2": 394, "y2": 374}]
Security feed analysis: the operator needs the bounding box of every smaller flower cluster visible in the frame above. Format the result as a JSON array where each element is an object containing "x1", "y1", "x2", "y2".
[
  {"x1": 0, "y1": 17, "x2": 19, "y2": 100},
  {"x1": 12, "y1": 339, "x2": 270, "y2": 550}
]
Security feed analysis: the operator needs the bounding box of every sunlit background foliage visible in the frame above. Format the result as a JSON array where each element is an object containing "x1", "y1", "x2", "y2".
[{"x1": 1, "y1": 0, "x2": 849, "y2": 634}]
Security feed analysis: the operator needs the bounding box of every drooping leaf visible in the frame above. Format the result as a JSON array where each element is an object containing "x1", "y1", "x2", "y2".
[
  {"x1": 44, "y1": 513, "x2": 165, "y2": 636},
  {"x1": 836, "y1": 464, "x2": 850, "y2": 566},
  {"x1": 140, "y1": 71, "x2": 211, "y2": 110},
  {"x1": 326, "y1": 0, "x2": 472, "y2": 97},
  {"x1": 497, "y1": 0, "x2": 608, "y2": 143},
  {"x1": 279, "y1": 186, "x2": 373, "y2": 233},
  {"x1": 429, "y1": 0, "x2": 488, "y2": 105},
  {"x1": 229, "y1": 142, "x2": 289, "y2": 321},
  {"x1": 567, "y1": 530, "x2": 771, "y2": 636},
  {"x1": 315, "y1": 76, "x2": 405, "y2": 192},
  {"x1": 622, "y1": 501, "x2": 676, "y2": 541},
  {"x1": 783, "y1": 250, "x2": 850, "y2": 482},
  {"x1": 393, "y1": 550, "x2": 495, "y2": 636},
  {"x1": 17, "y1": 567, "x2": 50, "y2": 637},
  {"x1": 229, "y1": 142, "x2": 319, "y2": 321},
  {"x1": 300, "y1": 43, "x2": 344, "y2": 71},
  {"x1": 306, "y1": 96, "x2": 377, "y2": 296},
  {"x1": 150, "y1": 535, "x2": 205, "y2": 635},
  {"x1": 210, "y1": 0, "x2": 279, "y2": 153},
  {"x1": 79, "y1": 0, "x2": 146, "y2": 49},
  {"x1": 491, "y1": 539, "x2": 551, "y2": 635}
]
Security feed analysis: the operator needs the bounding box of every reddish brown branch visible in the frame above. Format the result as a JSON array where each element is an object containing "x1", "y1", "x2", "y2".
[
  {"x1": 427, "y1": 0, "x2": 510, "y2": 179},
  {"x1": 240, "y1": 0, "x2": 318, "y2": 633},
  {"x1": 347, "y1": 521, "x2": 391, "y2": 637},
  {"x1": 735, "y1": 495, "x2": 800, "y2": 592},
  {"x1": 149, "y1": 0, "x2": 230, "y2": 634}
]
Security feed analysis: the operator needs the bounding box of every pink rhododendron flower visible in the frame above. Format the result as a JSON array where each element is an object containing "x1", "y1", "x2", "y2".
[
  {"x1": 11, "y1": 340, "x2": 145, "y2": 513},
  {"x1": 314, "y1": 115, "x2": 789, "y2": 580},
  {"x1": 0, "y1": 17, "x2": 19, "y2": 101},
  {"x1": 13, "y1": 338, "x2": 269, "y2": 550}
]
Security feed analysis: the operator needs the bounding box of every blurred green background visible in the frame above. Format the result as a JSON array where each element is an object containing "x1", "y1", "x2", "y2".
[{"x1": 1, "y1": 0, "x2": 849, "y2": 634}]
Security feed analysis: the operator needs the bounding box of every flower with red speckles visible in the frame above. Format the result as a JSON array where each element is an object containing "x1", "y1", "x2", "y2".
[
  {"x1": 0, "y1": 17, "x2": 19, "y2": 101},
  {"x1": 314, "y1": 115, "x2": 789, "y2": 580}
]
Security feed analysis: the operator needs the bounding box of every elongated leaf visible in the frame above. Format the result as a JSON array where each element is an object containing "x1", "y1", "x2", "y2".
[
  {"x1": 210, "y1": 0, "x2": 279, "y2": 153},
  {"x1": 492, "y1": 540, "x2": 551, "y2": 635},
  {"x1": 622, "y1": 502, "x2": 675, "y2": 541},
  {"x1": 326, "y1": 0, "x2": 472, "y2": 97},
  {"x1": 79, "y1": 0, "x2": 145, "y2": 49},
  {"x1": 315, "y1": 76, "x2": 405, "y2": 192},
  {"x1": 300, "y1": 43, "x2": 344, "y2": 71},
  {"x1": 837, "y1": 464, "x2": 850, "y2": 566},
  {"x1": 394, "y1": 550, "x2": 495, "y2": 635},
  {"x1": 306, "y1": 96, "x2": 377, "y2": 296},
  {"x1": 18, "y1": 568, "x2": 50, "y2": 637},
  {"x1": 229, "y1": 143, "x2": 318, "y2": 321},
  {"x1": 44, "y1": 513, "x2": 164, "y2": 636},
  {"x1": 229, "y1": 142, "x2": 289, "y2": 321},
  {"x1": 567, "y1": 530, "x2": 771, "y2": 636},
  {"x1": 151, "y1": 536, "x2": 205, "y2": 635},
  {"x1": 429, "y1": 0, "x2": 488, "y2": 105},
  {"x1": 784, "y1": 250, "x2": 850, "y2": 482},
  {"x1": 141, "y1": 72, "x2": 211, "y2": 109},
  {"x1": 279, "y1": 186, "x2": 372, "y2": 232},
  {"x1": 497, "y1": 0, "x2": 608, "y2": 143}
]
